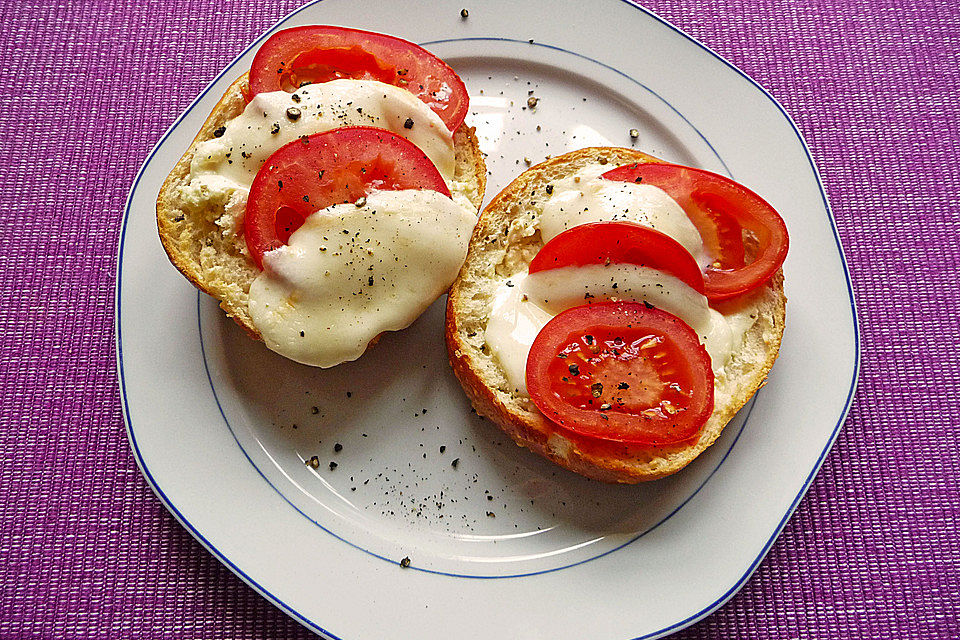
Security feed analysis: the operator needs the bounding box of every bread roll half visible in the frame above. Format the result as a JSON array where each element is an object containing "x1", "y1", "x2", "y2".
[
  {"x1": 157, "y1": 73, "x2": 487, "y2": 339},
  {"x1": 445, "y1": 147, "x2": 785, "y2": 483}
]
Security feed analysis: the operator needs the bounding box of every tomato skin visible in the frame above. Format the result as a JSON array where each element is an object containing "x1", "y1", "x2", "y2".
[
  {"x1": 248, "y1": 26, "x2": 469, "y2": 132},
  {"x1": 528, "y1": 221, "x2": 706, "y2": 295},
  {"x1": 526, "y1": 302, "x2": 714, "y2": 446},
  {"x1": 244, "y1": 126, "x2": 451, "y2": 269},
  {"x1": 601, "y1": 162, "x2": 788, "y2": 301}
]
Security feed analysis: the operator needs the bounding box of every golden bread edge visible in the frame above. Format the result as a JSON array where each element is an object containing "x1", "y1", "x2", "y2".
[{"x1": 156, "y1": 74, "x2": 259, "y2": 337}]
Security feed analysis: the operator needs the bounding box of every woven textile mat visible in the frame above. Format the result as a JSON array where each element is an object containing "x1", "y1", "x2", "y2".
[{"x1": 0, "y1": 0, "x2": 957, "y2": 637}]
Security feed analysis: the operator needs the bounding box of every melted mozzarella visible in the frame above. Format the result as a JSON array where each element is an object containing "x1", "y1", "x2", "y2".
[
  {"x1": 186, "y1": 79, "x2": 455, "y2": 191},
  {"x1": 248, "y1": 190, "x2": 475, "y2": 368},
  {"x1": 539, "y1": 166, "x2": 711, "y2": 267}
]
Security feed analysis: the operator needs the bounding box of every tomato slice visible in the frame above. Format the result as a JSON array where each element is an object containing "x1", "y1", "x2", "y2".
[
  {"x1": 248, "y1": 26, "x2": 469, "y2": 132},
  {"x1": 526, "y1": 302, "x2": 714, "y2": 446},
  {"x1": 528, "y1": 221, "x2": 706, "y2": 295},
  {"x1": 244, "y1": 126, "x2": 451, "y2": 269},
  {"x1": 601, "y1": 162, "x2": 788, "y2": 301},
  {"x1": 690, "y1": 193, "x2": 746, "y2": 270}
]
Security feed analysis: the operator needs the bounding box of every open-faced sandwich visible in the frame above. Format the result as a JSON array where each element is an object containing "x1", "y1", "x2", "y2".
[
  {"x1": 157, "y1": 26, "x2": 486, "y2": 367},
  {"x1": 445, "y1": 148, "x2": 788, "y2": 482}
]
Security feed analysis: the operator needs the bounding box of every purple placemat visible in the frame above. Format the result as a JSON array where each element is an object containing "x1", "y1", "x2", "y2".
[{"x1": 1, "y1": 0, "x2": 957, "y2": 638}]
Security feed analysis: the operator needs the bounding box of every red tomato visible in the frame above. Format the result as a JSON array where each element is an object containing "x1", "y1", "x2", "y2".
[
  {"x1": 248, "y1": 26, "x2": 469, "y2": 132},
  {"x1": 244, "y1": 126, "x2": 451, "y2": 269},
  {"x1": 601, "y1": 162, "x2": 788, "y2": 301},
  {"x1": 527, "y1": 221, "x2": 706, "y2": 295},
  {"x1": 526, "y1": 302, "x2": 714, "y2": 446}
]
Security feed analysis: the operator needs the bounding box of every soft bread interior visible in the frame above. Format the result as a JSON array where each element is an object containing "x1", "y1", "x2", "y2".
[{"x1": 445, "y1": 147, "x2": 785, "y2": 483}]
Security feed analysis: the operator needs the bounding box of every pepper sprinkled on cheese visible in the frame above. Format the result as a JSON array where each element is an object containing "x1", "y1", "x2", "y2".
[{"x1": 248, "y1": 190, "x2": 475, "y2": 368}]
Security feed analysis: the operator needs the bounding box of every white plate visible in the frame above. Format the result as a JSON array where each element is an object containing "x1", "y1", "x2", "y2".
[{"x1": 118, "y1": 0, "x2": 859, "y2": 638}]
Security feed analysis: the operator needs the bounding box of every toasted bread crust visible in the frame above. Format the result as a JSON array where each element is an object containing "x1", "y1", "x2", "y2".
[
  {"x1": 445, "y1": 147, "x2": 786, "y2": 483},
  {"x1": 157, "y1": 72, "x2": 487, "y2": 340}
]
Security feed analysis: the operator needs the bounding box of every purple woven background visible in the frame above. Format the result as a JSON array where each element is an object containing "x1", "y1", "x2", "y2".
[{"x1": 1, "y1": 0, "x2": 958, "y2": 637}]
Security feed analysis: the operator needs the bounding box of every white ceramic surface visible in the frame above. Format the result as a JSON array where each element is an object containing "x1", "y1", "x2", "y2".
[{"x1": 118, "y1": 1, "x2": 859, "y2": 638}]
